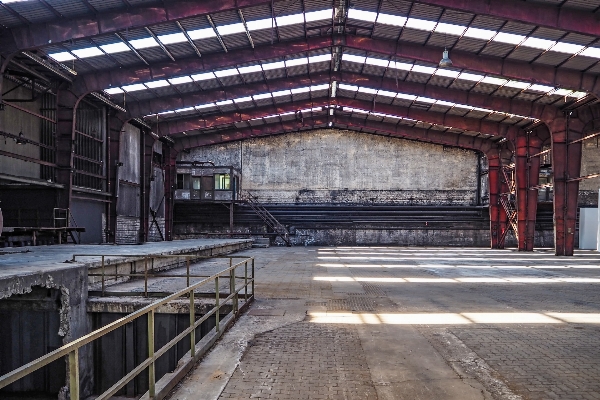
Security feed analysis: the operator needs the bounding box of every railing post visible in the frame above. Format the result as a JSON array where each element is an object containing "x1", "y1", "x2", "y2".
[
  {"x1": 230, "y1": 263, "x2": 237, "y2": 313},
  {"x1": 101, "y1": 256, "x2": 105, "y2": 296},
  {"x1": 148, "y1": 310, "x2": 155, "y2": 398},
  {"x1": 69, "y1": 348, "x2": 79, "y2": 400},
  {"x1": 251, "y1": 258, "x2": 255, "y2": 297},
  {"x1": 190, "y1": 289, "x2": 195, "y2": 358},
  {"x1": 215, "y1": 276, "x2": 220, "y2": 333},
  {"x1": 186, "y1": 257, "x2": 190, "y2": 287},
  {"x1": 144, "y1": 257, "x2": 148, "y2": 298},
  {"x1": 244, "y1": 261, "x2": 248, "y2": 302}
]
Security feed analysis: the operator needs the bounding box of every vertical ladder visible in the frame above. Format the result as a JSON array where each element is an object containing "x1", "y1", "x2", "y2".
[{"x1": 241, "y1": 191, "x2": 291, "y2": 246}]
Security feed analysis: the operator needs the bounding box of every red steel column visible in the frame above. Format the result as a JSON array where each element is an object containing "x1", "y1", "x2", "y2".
[
  {"x1": 549, "y1": 114, "x2": 584, "y2": 256},
  {"x1": 487, "y1": 152, "x2": 509, "y2": 249},
  {"x1": 515, "y1": 132, "x2": 543, "y2": 251}
]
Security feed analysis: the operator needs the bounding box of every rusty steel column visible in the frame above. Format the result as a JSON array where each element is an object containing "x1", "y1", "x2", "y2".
[
  {"x1": 54, "y1": 88, "x2": 80, "y2": 213},
  {"x1": 106, "y1": 112, "x2": 125, "y2": 243},
  {"x1": 487, "y1": 152, "x2": 508, "y2": 249},
  {"x1": 549, "y1": 114, "x2": 584, "y2": 256},
  {"x1": 163, "y1": 147, "x2": 177, "y2": 241},
  {"x1": 141, "y1": 131, "x2": 156, "y2": 243},
  {"x1": 515, "y1": 132, "x2": 542, "y2": 251}
]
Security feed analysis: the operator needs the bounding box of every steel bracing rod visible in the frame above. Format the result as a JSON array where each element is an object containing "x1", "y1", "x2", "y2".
[
  {"x1": 529, "y1": 148, "x2": 551, "y2": 158},
  {"x1": 127, "y1": 70, "x2": 558, "y2": 121},
  {"x1": 71, "y1": 34, "x2": 600, "y2": 97},
  {"x1": 157, "y1": 96, "x2": 521, "y2": 138},
  {"x1": 0, "y1": 0, "x2": 274, "y2": 54},
  {"x1": 568, "y1": 131, "x2": 600, "y2": 145},
  {"x1": 413, "y1": 0, "x2": 600, "y2": 38}
]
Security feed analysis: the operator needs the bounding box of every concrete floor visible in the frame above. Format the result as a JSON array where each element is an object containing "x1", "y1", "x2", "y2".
[{"x1": 167, "y1": 246, "x2": 600, "y2": 400}]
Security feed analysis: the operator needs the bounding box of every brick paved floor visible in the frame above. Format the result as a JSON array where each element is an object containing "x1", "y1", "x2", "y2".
[
  {"x1": 219, "y1": 322, "x2": 378, "y2": 400},
  {"x1": 169, "y1": 247, "x2": 600, "y2": 400}
]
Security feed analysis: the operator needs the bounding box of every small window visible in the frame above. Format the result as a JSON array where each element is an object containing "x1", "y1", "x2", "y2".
[
  {"x1": 177, "y1": 174, "x2": 190, "y2": 189},
  {"x1": 215, "y1": 173, "x2": 231, "y2": 190},
  {"x1": 192, "y1": 177, "x2": 201, "y2": 190}
]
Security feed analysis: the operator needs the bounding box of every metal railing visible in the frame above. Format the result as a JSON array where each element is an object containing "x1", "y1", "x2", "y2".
[
  {"x1": 0, "y1": 255, "x2": 255, "y2": 399},
  {"x1": 74, "y1": 253, "x2": 242, "y2": 297}
]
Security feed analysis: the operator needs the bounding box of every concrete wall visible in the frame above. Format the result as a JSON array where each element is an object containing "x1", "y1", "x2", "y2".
[
  {"x1": 0, "y1": 79, "x2": 42, "y2": 179},
  {"x1": 180, "y1": 129, "x2": 479, "y2": 205}
]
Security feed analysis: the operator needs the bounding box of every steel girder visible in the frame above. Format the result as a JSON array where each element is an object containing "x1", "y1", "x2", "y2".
[
  {"x1": 343, "y1": 36, "x2": 600, "y2": 96},
  {"x1": 488, "y1": 151, "x2": 510, "y2": 249},
  {"x1": 413, "y1": 0, "x2": 600, "y2": 39},
  {"x1": 71, "y1": 34, "x2": 600, "y2": 97},
  {"x1": 71, "y1": 36, "x2": 333, "y2": 95},
  {"x1": 333, "y1": 98, "x2": 522, "y2": 139},
  {"x1": 0, "y1": 0, "x2": 272, "y2": 55},
  {"x1": 126, "y1": 73, "x2": 332, "y2": 118},
  {"x1": 174, "y1": 114, "x2": 499, "y2": 155},
  {"x1": 157, "y1": 98, "x2": 330, "y2": 136},
  {"x1": 333, "y1": 116, "x2": 497, "y2": 154},
  {"x1": 126, "y1": 71, "x2": 559, "y2": 121},
  {"x1": 174, "y1": 116, "x2": 330, "y2": 151},
  {"x1": 155, "y1": 95, "x2": 521, "y2": 139}
]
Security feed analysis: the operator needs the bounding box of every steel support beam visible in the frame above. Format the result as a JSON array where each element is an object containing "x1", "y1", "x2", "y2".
[
  {"x1": 162, "y1": 143, "x2": 177, "y2": 241},
  {"x1": 414, "y1": 0, "x2": 600, "y2": 39},
  {"x1": 333, "y1": 116, "x2": 497, "y2": 153},
  {"x1": 157, "y1": 96, "x2": 521, "y2": 139},
  {"x1": 72, "y1": 36, "x2": 334, "y2": 95},
  {"x1": 127, "y1": 73, "x2": 331, "y2": 118},
  {"x1": 488, "y1": 151, "x2": 509, "y2": 249},
  {"x1": 334, "y1": 98, "x2": 522, "y2": 139},
  {"x1": 54, "y1": 88, "x2": 81, "y2": 214},
  {"x1": 173, "y1": 114, "x2": 498, "y2": 155},
  {"x1": 159, "y1": 98, "x2": 330, "y2": 135},
  {"x1": 343, "y1": 36, "x2": 600, "y2": 95},
  {"x1": 515, "y1": 130, "x2": 543, "y2": 251},
  {"x1": 174, "y1": 116, "x2": 330, "y2": 151},
  {"x1": 0, "y1": 0, "x2": 272, "y2": 55},
  {"x1": 549, "y1": 115, "x2": 585, "y2": 256},
  {"x1": 72, "y1": 34, "x2": 599, "y2": 97},
  {"x1": 126, "y1": 70, "x2": 559, "y2": 122},
  {"x1": 106, "y1": 111, "x2": 126, "y2": 243}
]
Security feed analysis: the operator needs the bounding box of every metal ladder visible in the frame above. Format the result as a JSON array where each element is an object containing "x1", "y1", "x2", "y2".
[{"x1": 241, "y1": 191, "x2": 291, "y2": 246}]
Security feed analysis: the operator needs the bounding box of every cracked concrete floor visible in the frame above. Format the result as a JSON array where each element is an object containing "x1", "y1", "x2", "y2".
[{"x1": 168, "y1": 246, "x2": 600, "y2": 400}]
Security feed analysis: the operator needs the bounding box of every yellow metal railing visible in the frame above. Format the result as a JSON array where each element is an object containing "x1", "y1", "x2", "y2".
[{"x1": 0, "y1": 255, "x2": 255, "y2": 399}]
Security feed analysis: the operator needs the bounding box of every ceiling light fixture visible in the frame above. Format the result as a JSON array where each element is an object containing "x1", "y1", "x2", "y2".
[{"x1": 439, "y1": 48, "x2": 452, "y2": 67}]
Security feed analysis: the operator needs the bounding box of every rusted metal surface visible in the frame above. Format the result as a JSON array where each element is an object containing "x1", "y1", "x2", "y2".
[
  {"x1": 487, "y1": 153, "x2": 509, "y2": 249},
  {"x1": 515, "y1": 132, "x2": 542, "y2": 251}
]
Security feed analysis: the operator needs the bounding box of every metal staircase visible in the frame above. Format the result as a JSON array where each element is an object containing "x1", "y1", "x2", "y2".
[{"x1": 241, "y1": 191, "x2": 291, "y2": 246}]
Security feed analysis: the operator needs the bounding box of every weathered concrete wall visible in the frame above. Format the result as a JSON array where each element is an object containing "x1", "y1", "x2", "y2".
[
  {"x1": 0, "y1": 79, "x2": 42, "y2": 179},
  {"x1": 0, "y1": 265, "x2": 92, "y2": 398},
  {"x1": 180, "y1": 129, "x2": 479, "y2": 205}
]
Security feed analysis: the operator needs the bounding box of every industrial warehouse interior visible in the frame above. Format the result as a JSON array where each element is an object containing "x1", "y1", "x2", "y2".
[{"x1": 1, "y1": 0, "x2": 600, "y2": 399}]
